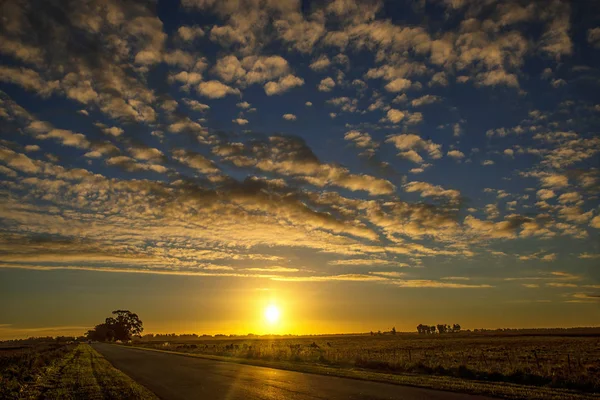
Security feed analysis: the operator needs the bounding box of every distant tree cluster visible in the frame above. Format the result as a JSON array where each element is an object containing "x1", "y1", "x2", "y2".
[
  {"x1": 417, "y1": 323, "x2": 461, "y2": 334},
  {"x1": 369, "y1": 327, "x2": 397, "y2": 336},
  {"x1": 142, "y1": 333, "x2": 210, "y2": 340},
  {"x1": 86, "y1": 310, "x2": 143, "y2": 342}
]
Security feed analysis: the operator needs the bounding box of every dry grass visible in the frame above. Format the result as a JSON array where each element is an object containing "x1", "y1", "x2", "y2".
[
  {"x1": 1, "y1": 343, "x2": 157, "y2": 399},
  {"x1": 0, "y1": 342, "x2": 72, "y2": 399},
  {"x1": 133, "y1": 333, "x2": 600, "y2": 394},
  {"x1": 36, "y1": 344, "x2": 158, "y2": 400}
]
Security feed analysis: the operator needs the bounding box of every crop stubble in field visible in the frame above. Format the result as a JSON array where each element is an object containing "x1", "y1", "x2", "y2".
[{"x1": 133, "y1": 333, "x2": 600, "y2": 393}]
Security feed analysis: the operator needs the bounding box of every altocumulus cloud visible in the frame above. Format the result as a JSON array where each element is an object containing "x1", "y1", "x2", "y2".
[{"x1": 0, "y1": 0, "x2": 597, "y2": 295}]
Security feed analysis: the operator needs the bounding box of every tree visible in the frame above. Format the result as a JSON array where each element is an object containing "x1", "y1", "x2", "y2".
[
  {"x1": 106, "y1": 310, "x2": 143, "y2": 341},
  {"x1": 453, "y1": 323, "x2": 461, "y2": 333},
  {"x1": 86, "y1": 310, "x2": 143, "y2": 341},
  {"x1": 391, "y1": 326, "x2": 396, "y2": 335},
  {"x1": 86, "y1": 323, "x2": 114, "y2": 342},
  {"x1": 418, "y1": 324, "x2": 437, "y2": 334}
]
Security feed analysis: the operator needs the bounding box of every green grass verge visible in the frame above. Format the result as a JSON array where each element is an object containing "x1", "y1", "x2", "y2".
[
  {"x1": 27, "y1": 344, "x2": 157, "y2": 400},
  {"x1": 127, "y1": 344, "x2": 598, "y2": 400}
]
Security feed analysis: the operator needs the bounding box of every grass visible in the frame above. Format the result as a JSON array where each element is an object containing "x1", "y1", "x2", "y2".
[
  {"x1": 0, "y1": 342, "x2": 72, "y2": 399},
  {"x1": 11, "y1": 344, "x2": 157, "y2": 399},
  {"x1": 130, "y1": 333, "x2": 600, "y2": 399}
]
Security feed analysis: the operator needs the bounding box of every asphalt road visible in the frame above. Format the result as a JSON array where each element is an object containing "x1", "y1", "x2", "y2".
[{"x1": 93, "y1": 343, "x2": 494, "y2": 400}]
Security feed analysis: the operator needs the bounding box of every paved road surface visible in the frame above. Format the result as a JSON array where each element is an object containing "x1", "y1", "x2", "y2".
[{"x1": 93, "y1": 343, "x2": 494, "y2": 400}]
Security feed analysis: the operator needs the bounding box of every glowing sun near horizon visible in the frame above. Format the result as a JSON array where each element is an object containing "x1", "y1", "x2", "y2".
[{"x1": 264, "y1": 304, "x2": 280, "y2": 324}]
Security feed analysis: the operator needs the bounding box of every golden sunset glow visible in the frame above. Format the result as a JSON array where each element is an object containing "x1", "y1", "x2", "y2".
[{"x1": 264, "y1": 305, "x2": 281, "y2": 325}]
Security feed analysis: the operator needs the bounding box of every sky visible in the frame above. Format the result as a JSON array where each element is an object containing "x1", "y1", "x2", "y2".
[{"x1": 0, "y1": 0, "x2": 599, "y2": 340}]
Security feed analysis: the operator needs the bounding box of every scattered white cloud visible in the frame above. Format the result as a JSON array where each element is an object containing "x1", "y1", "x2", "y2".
[
  {"x1": 309, "y1": 55, "x2": 331, "y2": 71},
  {"x1": 384, "y1": 78, "x2": 411, "y2": 92},
  {"x1": 183, "y1": 99, "x2": 210, "y2": 112},
  {"x1": 587, "y1": 27, "x2": 600, "y2": 48},
  {"x1": 386, "y1": 109, "x2": 404, "y2": 123},
  {"x1": 232, "y1": 118, "x2": 249, "y2": 125},
  {"x1": 404, "y1": 181, "x2": 461, "y2": 203},
  {"x1": 318, "y1": 77, "x2": 336, "y2": 92},
  {"x1": 537, "y1": 189, "x2": 555, "y2": 200},
  {"x1": 264, "y1": 74, "x2": 304, "y2": 95},
  {"x1": 386, "y1": 134, "x2": 442, "y2": 163},
  {"x1": 198, "y1": 80, "x2": 240, "y2": 98},
  {"x1": 447, "y1": 150, "x2": 465, "y2": 159},
  {"x1": 412, "y1": 95, "x2": 441, "y2": 107},
  {"x1": 177, "y1": 25, "x2": 205, "y2": 41}
]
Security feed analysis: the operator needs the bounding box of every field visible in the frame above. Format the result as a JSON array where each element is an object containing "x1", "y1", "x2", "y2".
[
  {"x1": 132, "y1": 333, "x2": 600, "y2": 395},
  {"x1": 3, "y1": 334, "x2": 598, "y2": 399},
  {"x1": 0, "y1": 342, "x2": 156, "y2": 399},
  {"x1": 0, "y1": 341, "x2": 72, "y2": 399}
]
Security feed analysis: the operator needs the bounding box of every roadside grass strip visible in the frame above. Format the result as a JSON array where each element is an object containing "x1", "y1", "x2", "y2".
[{"x1": 31, "y1": 344, "x2": 157, "y2": 400}]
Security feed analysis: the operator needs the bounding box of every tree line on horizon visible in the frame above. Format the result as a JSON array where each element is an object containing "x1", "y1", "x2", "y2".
[
  {"x1": 417, "y1": 324, "x2": 461, "y2": 334},
  {"x1": 4, "y1": 322, "x2": 600, "y2": 344}
]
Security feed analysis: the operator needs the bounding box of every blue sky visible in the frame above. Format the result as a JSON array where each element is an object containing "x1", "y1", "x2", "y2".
[{"x1": 0, "y1": 0, "x2": 599, "y2": 338}]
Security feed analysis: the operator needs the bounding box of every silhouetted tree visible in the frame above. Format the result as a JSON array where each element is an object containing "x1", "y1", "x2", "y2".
[
  {"x1": 391, "y1": 326, "x2": 396, "y2": 335},
  {"x1": 105, "y1": 310, "x2": 143, "y2": 340},
  {"x1": 86, "y1": 323, "x2": 114, "y2": 342},
  {"x1": 417, "y1": 324, "x2": 441, "y2": 334},
  {"x1": 86, "y1": 310, "x2": 143, "y2": 341},
  {"x1": 418, "y1": 323, "x2": 463, "y2": 334}
]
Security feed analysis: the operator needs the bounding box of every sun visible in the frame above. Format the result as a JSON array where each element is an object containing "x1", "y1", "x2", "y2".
[{"x1": 264, "y1": 304, "x2": 280, "y2": 324}]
